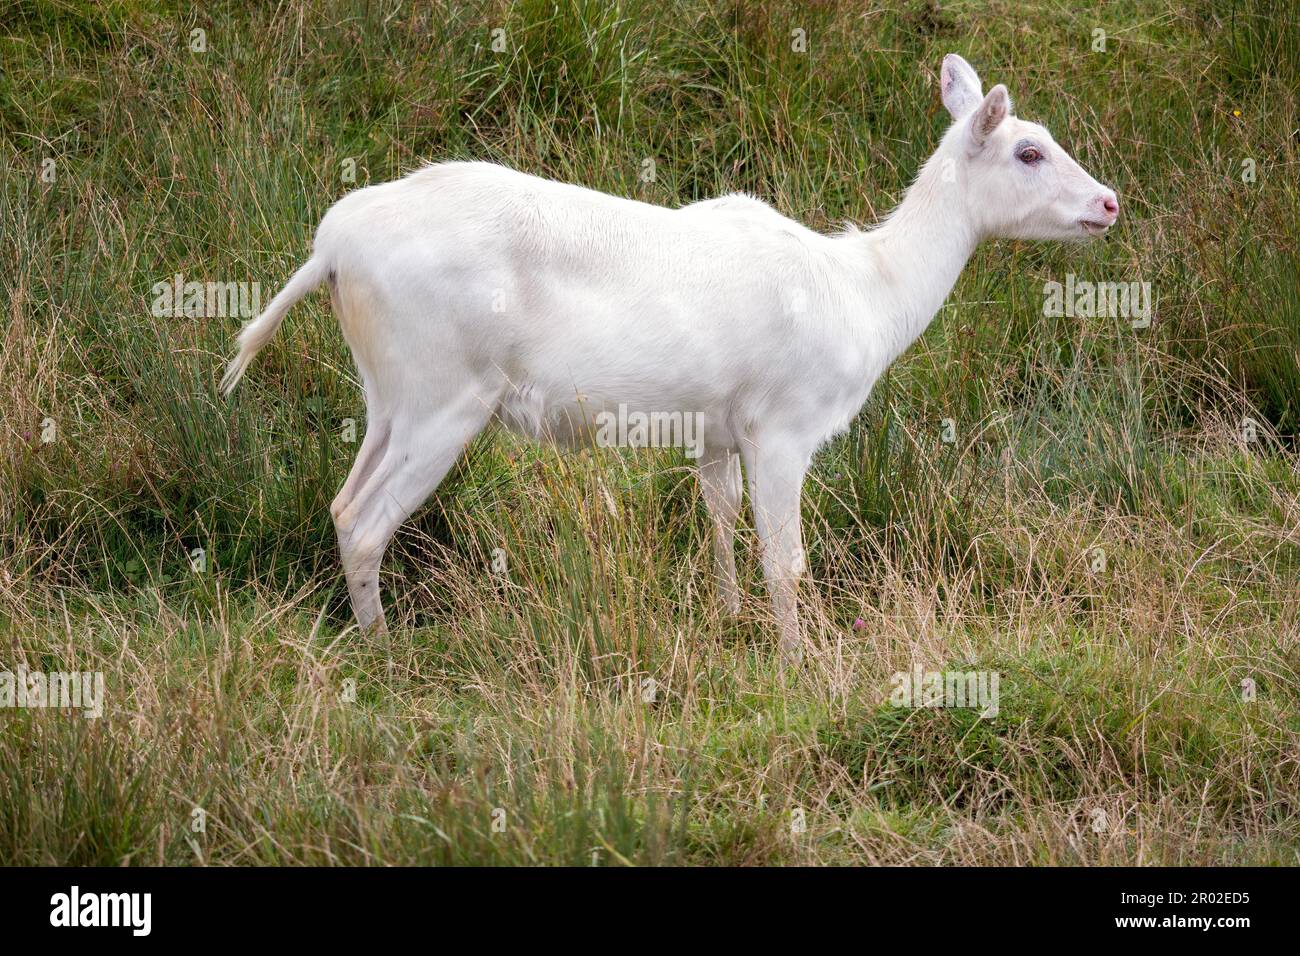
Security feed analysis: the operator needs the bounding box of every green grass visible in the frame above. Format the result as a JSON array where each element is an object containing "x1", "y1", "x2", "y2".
[{"x1": 1, "y1": 0, "x2": 1298, "y2": 864}]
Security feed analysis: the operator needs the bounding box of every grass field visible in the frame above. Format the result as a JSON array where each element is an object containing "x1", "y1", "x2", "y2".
[{"x1": 1, "y1": 0, "x2": 1298, "y2": 865}]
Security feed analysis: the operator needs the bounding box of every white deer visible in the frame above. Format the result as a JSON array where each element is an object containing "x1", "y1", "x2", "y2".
[{"x1": 221, "y1": 54, "x2": 1119, "y2": 663}]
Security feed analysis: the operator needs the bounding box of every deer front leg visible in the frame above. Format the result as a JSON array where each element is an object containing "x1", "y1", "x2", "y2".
[
  {"x1": 742, "y1": 438, "x2": 810, "y2": 667},
  {"x1": 698, "y1": 446, "x2": 744, "y2": 614}
]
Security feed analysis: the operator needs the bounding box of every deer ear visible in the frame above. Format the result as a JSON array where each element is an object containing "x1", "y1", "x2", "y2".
[
  {"x1": 968, "y1": 84, "x2": 1010, "y2": 147},
  {"x1": 941, "y1": 53, "x2": 983, "y2": 119}
]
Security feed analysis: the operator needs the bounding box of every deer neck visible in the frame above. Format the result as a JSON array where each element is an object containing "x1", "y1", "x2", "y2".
[{"x1": 854, "y1": 151, "x2": 979, "y2": 364}]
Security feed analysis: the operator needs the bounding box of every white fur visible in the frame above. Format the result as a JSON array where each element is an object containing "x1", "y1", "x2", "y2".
[{"x1": 222, "y1": 54, "x2": 1117, "y2": 662}]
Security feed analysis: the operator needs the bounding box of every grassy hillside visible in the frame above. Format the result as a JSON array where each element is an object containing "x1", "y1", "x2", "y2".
[{"x1": 1, "y1": 0, "x2": 1297, "y2": 864}]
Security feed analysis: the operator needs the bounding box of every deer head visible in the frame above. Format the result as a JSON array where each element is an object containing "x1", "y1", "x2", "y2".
[{"x1": 938, "y1": 53, "x2": 1119, "y2": 242}]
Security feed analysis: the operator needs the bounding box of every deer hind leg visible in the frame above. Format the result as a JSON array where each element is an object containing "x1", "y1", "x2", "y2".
[
  {"x1": 698, "y1": 446, "x2": 744, "y2": 614},
  {"x1": 333, "y1": 388, "x2": 496, "y2": 635},
  {"x1": 331, "y1": 400, "x2": 390, "y2": 524}
]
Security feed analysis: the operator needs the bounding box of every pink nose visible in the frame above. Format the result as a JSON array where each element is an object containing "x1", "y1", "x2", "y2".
[{"x1": 1101, "y1": 193, "x2": 1119, "y2": 219}]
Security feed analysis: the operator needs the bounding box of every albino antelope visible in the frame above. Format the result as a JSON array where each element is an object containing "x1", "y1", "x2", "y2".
[{"x1": 222, "y1": 53, "x2": 1119, "y2": 663}]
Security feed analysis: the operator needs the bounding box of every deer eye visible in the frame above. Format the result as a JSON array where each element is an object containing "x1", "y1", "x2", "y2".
[{"x1": 1017, "y1": 146, "x2": 1042, "y2": 164}]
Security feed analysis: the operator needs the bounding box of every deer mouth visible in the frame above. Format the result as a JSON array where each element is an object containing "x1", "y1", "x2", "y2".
[{"x1": 1079, "y1": 219, "x2": 1112, "y2": 236}]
